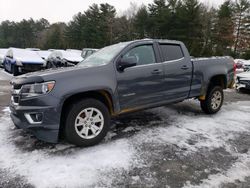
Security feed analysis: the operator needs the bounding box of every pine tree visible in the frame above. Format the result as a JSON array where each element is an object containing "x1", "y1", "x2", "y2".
[
  {"x1": 233, "y1": 0, "x2": 250, "y2": 56},
  {"x1": 134, "y1": 5, "x2": 149, "y2": 39},
  {"x1": 215, "y1": 0, "x2": 235, "y2": 55}
]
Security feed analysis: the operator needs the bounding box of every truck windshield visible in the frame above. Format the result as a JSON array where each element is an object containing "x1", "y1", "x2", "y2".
[{"x1": 78, "y1": 42, "x2": 130, "y2": 66}]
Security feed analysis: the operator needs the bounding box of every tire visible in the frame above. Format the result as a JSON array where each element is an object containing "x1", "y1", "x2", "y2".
[
  {"x1": 11, "y1": 64, "x2": 19, "y2": 76},
  {"x1": 200, "y1": 86, "x2": 224, "y2": 114},
  {"x1": 64, "y1": 98, "x2": 110, "y2": 147}
]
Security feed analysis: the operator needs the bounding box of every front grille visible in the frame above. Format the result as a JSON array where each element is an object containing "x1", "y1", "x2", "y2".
[
  {"x1": 240, "y1": 80, "x2": 250, "y2": 86},
  {"x1": 22, "y1": 64, "x2": 43, "y2": 72}
]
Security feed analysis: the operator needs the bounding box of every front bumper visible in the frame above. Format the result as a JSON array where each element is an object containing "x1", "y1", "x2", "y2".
[
  {"x1": 19, "y1": 63, "x2": 44, "y2": 73},
  {"x1": 236, "y1": 79, "x2": 250, "y2": 90},
  {"x1": 9, "y1": 95, "x2": 61, "y2": 143}
]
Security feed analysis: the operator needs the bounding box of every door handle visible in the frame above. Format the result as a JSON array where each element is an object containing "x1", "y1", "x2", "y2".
[
  {"x1": 151, "y1": 69, "x2": 162, "y2": 75},
  {"x1": 181, "y1": 65, "x2": 189, "y2": 70}
]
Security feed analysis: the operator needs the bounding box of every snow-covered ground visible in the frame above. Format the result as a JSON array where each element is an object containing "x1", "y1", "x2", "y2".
[
  {"x1": 0, "y1": 69, "x2": 12, "y2": 81},
  {"x1": 0, "y1": 100, "x2": 250, "y2": 187}
]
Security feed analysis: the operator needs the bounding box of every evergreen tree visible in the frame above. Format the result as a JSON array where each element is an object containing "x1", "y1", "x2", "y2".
[
  {"x1": 174, "y1": 0, "x2": 203, "y2": 56},
  {"x1": 99, "y1": 3, "x2": 116, "y2": 45},
  {"x1": 215, "y1": 0, "x2": 235, "y2": 55},
  {"x1": 148, "y1": 0, "x2": 170, "y2": 38},
  {"x1": 233, "y1": 0, "x2": 250, "y2": 56},
  {"x1": 44, "y1": 23, "x2": 66, "y2": 49},
  {"x1": 134, "y1": 5, "x2": 149, "y2": 39}
]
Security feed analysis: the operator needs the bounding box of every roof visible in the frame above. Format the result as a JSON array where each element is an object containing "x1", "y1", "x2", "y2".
[{"x1": 8, "y1": 48, "x2": 45, "y2": 63}]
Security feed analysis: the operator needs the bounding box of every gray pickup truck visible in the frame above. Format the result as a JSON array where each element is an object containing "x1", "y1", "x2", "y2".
[{"x1": 10, "y1": 39, "x2": 235, "y2": 146}]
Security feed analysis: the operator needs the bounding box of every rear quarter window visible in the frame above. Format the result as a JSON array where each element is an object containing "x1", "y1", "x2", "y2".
[{"x1": 160, "y1": 44, "x2": 184, "y2": 61}]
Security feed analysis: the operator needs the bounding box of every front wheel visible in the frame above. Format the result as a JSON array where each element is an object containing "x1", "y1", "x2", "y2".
[
  {"x1": 200, "y1": 86, "x2": 224, "y2": 114},
  {"x1": 64, "y1": 98, "x2": 110, "y2": 147}
]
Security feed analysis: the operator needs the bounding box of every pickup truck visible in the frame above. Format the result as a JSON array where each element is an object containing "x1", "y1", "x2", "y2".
[{"x1": 10, "y1": 39, "x2": 235, "y2": 146}]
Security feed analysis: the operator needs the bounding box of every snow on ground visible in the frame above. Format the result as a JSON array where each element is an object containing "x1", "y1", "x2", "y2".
[
  {"x1": 0, "y1": 112, "x2": 135, "y2": 187},
  {"x1": 0, "y1": 100, "x2": 250, "y2": 187},
  {"x1": 0, "y1": 69, "x2": 12, "y2": 81}
]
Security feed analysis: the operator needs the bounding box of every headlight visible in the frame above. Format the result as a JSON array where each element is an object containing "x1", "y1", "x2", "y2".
[
  {"x1": 20, "y1": 81, "x2": 55, "y2": 98},
  {"x1": 16, "y1": 59, "x2": 23, "y2": 66}
]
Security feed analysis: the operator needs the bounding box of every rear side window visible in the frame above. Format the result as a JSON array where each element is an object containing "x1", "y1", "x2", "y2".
[{"x1": 160, "y1": 44, "x2": 184, "y2": 61}]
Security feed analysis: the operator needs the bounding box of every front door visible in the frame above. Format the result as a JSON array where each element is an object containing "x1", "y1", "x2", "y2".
[{"x1": 115, "y1": 43, "x2": 165, "y2": 110}]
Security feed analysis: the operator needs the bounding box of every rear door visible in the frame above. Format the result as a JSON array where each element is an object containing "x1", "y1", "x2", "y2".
[
  {"x1": 159, "y1": 43, "x2": 193, "y2": 101},
  {"x1": 115, "y1": 42, "x2": 165, "y2": 110}
]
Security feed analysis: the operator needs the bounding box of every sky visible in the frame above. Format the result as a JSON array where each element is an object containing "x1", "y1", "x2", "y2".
[{"x1": 0, "y1": 0, "x2": 225, "y2": 24}]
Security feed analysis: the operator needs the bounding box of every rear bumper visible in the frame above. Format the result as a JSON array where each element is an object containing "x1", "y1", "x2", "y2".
[{"x1": 9, "y1": 96, "x2": 61, "y2": 143}]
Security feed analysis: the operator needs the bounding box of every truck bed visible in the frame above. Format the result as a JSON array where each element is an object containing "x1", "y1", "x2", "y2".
[{"x1": 189, "y1": 56, "x2": 235, "y2": 98}]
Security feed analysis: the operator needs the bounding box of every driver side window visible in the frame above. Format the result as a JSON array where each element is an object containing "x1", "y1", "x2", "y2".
[{"x1": 123, "y1": 45, "x2": 156, "y2": 66}]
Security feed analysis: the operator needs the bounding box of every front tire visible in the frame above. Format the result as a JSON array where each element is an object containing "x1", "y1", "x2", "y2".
[
  {"x1": 64, "y1": 98, "x2": 110, "y2": 147},
  {"x1": 200, "y1": 86, "x2": 224, "y2": 114}
]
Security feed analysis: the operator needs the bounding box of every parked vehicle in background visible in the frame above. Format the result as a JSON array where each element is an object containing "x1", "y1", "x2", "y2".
[
  {"x1": 243, "y1": 61, "x2": 250, "y2": 72},
  {"x1": 46, "y1": 50, "x2": 83, "y2": 68},
  {"x1": 81, "y1": 48, "x2": 98, "y2": 59},
  {"x1": 25, "y1": 48, "x2": 40, "y2": 51},
  {"x1": 234, "y1": 59, "x2": 244, "y2": 69},
  {"x1": 0, "y1": 48, "x2": 8, "y2": 68},
  {"x1": 36, "y1": 50, "x2": 51, "y2": 60},
  {"x1": 234, "y1": 59, "x2": 250, "y2": 71},
  {"x1": 3, "y1": 48, "x2": 45, "y2": 76},
  {"x1": 236, "y1": 70, "x2": 250, "y2": 91},
  {"x1": 66, "y1": 49, "x2": 82, "y2": 56},
  {"x1": 10, "y1": 39, "x2": 235, "y2": 146}
]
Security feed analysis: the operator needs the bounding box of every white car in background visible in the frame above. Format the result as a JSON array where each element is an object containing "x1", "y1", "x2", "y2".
[
  {"x1": 243, "y1": 61, "x2": 250, "y2": 71},
  {"x1": 234, "y1": 59, "x2": 250, "y2": 72},
  {"x1": 0, "y1": 48, "x2": 8, "y2": 68},
  {"x1": 236, "y1": 70, "x2": 250, "y2": 91},
  {"x1": 25, "y1": 48, "x2": 40, "y2": 51},
  {"x1": 36, "y1": 50, "x2": 52, "y2": 61},
  {"x1": 66, "y1": 49, "x2": 82, "y2": 56},
  {"x1": 46, "y1": 50, "x2": 83, "y2": 68},
  {"x1": 81, "y1": 48, "x2": 99, "y2": 59}
]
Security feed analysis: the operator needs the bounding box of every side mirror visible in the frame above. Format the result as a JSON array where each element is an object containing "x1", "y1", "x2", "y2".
[{"x1": 118, "y1": 56, "x2": 137, "y2": 71}]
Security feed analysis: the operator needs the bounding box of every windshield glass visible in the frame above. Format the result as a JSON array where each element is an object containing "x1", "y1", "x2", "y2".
[{"x1": 78, "y1": 42, "x2": 130, "y2": 66}]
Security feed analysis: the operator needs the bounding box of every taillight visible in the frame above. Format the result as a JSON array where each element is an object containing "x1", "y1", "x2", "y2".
[{"x1": 233, "y1": 63, "x2": 237, "y2": 75}]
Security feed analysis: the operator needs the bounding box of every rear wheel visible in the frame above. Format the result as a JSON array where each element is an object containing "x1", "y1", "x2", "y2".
[
  {"x1": 200, "y1": 86, "x2": 224, "y2": 114},
  {"x1": 64, "y1": 98, "x2": 110, "y2": 146}
]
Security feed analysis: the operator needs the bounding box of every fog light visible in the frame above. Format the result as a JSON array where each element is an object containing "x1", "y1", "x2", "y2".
[{"x1": 24, "y1": 113, "x2": 43, "y2": 124}]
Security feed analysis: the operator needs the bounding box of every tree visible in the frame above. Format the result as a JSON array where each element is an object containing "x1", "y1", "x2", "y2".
[
  {"x1": 134, "y1": 5, "x2": 149, "y2": 38},
  {"x1": 148, "y1": 0, "x2": 170, "y2": 38},
  {"x1": 233, "y1": 0, "x2": 250, "y2": 56},
  {"x1": 174, "y1": 0, "x2": 203, "y2": 56},
  {"x1": 99, "y1": 3, "x2": 116, "y2": 45},
  {"x1": 200, "y1": 6, "x2": 217, "y2": 56},
  {"x1": 64, "y1": 13, "x2": 87, "y2": 48},
  {"x1": 215, "y1": 0, "x2": 235, "y2": 55},
  {"x1": 44, "y1": 23, "x2": 66, "y2": 49}
]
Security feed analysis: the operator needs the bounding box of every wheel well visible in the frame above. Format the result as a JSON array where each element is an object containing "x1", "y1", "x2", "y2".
[
  {"x1": 59, "y1": 90, "x2": 114, "y2": 136},
  {"x1": 209, "y1": 75, "x2": 227, "y2": 89}
]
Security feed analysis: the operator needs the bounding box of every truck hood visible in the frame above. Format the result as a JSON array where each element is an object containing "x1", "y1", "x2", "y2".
[{"x1": 11, "y1": 64, "x2": 107, "y2": 88}]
